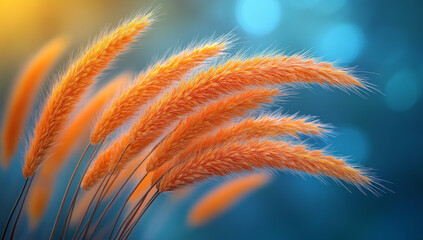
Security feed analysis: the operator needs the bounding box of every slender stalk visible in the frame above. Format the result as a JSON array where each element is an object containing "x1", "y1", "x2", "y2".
[
  {"x1": 107, "y1": 172, "x2": 152, "y2": 240},
  {"x1": 72, "y1": 172, "x2": 108, "y2": 240},
  {"x1": 84, "y1": 173, "x2": 119, "y2": 240},
  {"x1": 87, "y1": 156, "x2": 150, "y2": 240},
  {"x1": 111, "y1": 186, "x2": 152, "y2": 240},
  {"x1": 113, "y1": 174, "x2": 150, "y2": 238},
  {"x1": 120, "y1": 191, "x2": 159, "y2": 240},
  {"x1": 61, "y1": 141, "x2": 104, "y2": 240},
  {"x1": 112, "y1": 170, "x2": 169, "y2": 240},
  {"x1": 91, "y1": 142, "x2": 162, "y2": 240},
  {"x1": 1, "y1": 178, "x2": 29, "y2": 240},
  {"x1": 10, "y1": 175, "x2": 35, "y2": 239},
  {"x1": 69, "y1": 143, "x2": 105, "y2": 240},
  {"x1": 81, "y1": 144, "x2": 131, "y2": 239},
  {"x1": 49, "y1": 143, "x2": 91, "y2": 239},
  {"x1": 61, "y1": 140, "x2": 104, "y2": 239},
  {"x1": 85, "y1": 173, "x2": 121, "y2": 240}
]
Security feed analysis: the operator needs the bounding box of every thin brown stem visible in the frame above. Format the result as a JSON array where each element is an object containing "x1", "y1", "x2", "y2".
[
  {"x1": 119, "y1": 190, "x2": 159, "y2": 240},
  {"x1": 10, "y1": 175, "x2": 35, "y2": 239},
  {"x1": 49, "y1": 143, "x2": 91, "y2": 240},
  {"x1": 61, "y1": 140, "x2": 103, "y2": 239},
  {"x1": 1, "y1": 178, "x2": 29, "y2": 240},
  {"x1": 81, "y1": 143, "x2": 131, "y2": 239},
  {"x1": 70, "y1": 142, "x2": 106, "y2": 240},
  {"x1": 73, "y1": 162, "x2": 110, "y2": 240},
  {"x1": 107, "y1": 173, "x2": 150, "y2": 240}
]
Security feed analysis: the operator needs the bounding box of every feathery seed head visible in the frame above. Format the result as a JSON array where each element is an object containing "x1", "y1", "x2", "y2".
[
  {"x1": 83, "y1": 54, "x2": 362, "y2": 186},
  {"x1": 23, "y1": 13, "x2": 153, "y2": 178},
  {"x1": 39, "y1": 73, "x2": 127, "y2": 179},
  {"x1": 172, "y1": 115, "x2": 326, "y2": 168},
  {"x1": 128, "y1": 54, "x2": 364, "y2": 151},
  {"x1": 158, "y1": 140, "x2": 371, "y2": 192},
  {"x1": 90, "y1": 39, "x2": 228, "y2": 144},
  {"x1": 146, "y1": 88, "x2": 279, "y2": 172}
]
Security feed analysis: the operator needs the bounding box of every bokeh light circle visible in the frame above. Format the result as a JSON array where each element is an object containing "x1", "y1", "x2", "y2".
[
  {"x1": 235, "y1": 0, "x2": 281, "y2": 36},
  {"x1": 316, "y1": 23, "x2": 365, "y2": 64},
  {"x1": 316, "y1": 0, "x2": 347, "y2": 14},
  {"x1": 287, "y1": 0, "x2": 320, "y2": 8},
  {"x1": 385, "y1": 70, "x2": 420, "y2": 112}
]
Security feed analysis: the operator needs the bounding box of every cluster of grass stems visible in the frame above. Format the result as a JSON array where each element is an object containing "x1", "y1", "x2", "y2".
[{"x1": 0, "y1": 9, "x2": 387, "y2": 240}]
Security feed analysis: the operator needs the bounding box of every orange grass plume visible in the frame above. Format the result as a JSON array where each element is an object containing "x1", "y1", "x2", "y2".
[
  {"x1": 1, "y1": 36, "x2": 67, "y2": 168},
  {"x1": 188, "y1": 173, "x2": 270, "y2": 226},
  {"x1": 90, "y1": 40, "x2": 228, "y2": 144},
  {"x1": 82, "y1": 54, "x2": 362, "y2": 189},
  {"x1": 82, "y1": 87, "x2": 276, "y2": 189},
  {"x1": 25, "y1": 74, "x2": 126, "y2": 225},
  {"x1": 173, "y1": 115, "x2": 326, "y2": 165},
  {"x1": 22, "y1": 13, "x2": 153, "y2": 178},
  {"x1": 128, "y1": 54, "x2": 363, "y2": 159},
  {"x1": 150, "y1": 115, "x2": 326, "y2": 184},
  {"x1": 146, "y1": 88, "x2": 279, "y2": 172},
  {"x1": 40, "y1": 73, "x2": 128, "y2": 178},
  {"x1": 158, "y1": 140, "x2": 373, "y2": 193}
]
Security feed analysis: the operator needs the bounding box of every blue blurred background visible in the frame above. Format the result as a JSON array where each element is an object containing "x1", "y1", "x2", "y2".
[{"x1": 0, "y1": 0, "x2": 422, "y2": 239}]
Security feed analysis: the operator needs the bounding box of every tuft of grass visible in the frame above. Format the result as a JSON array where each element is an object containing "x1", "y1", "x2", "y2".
[
  {"x1": 83, "y1": 54, "x2": 364, "y2": 189},
  {"x1": 90, "y1": 40, "x2": 228, "y2": 144},
  {"x1": 158, "y1": 139, "x2": 372, "y2": 192},
  {"x1": 146, "y1": 88, "x2": 279, "y2": 172},
  {"x1": 23, "y1": 13, "x2": 153, "y2": 178},
  {"x1": 0, "y1": 9, "x2": 384, "y2": 239},
  {"x1": 26, "y1": 73, "x2": 127, "y2": 226}
]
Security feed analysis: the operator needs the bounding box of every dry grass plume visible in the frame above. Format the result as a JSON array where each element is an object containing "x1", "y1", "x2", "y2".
[{"x1": 23, "y1": 13, "x2": 152, "y2": 178}]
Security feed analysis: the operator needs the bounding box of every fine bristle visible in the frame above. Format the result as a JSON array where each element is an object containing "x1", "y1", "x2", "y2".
[
  {"x1": 41, "y1": 73, "x2": 127, "y2": 178},
  {"x1": 82, "y1": 54, "x2": 363, "y2": 188},
  {"x1": 1, "y1": 36, "x2": 67, "y2": 168},
  {"x1": 158, "y1": 140, "x2": 372, "y2": 192},
  {"x1": 173, "y1": 115, "x2": 327, "y2": 167},
  {"x1": 129, "y1": 54, "x2": 364, "y2": 157},
  {"x1": 22, "y1": 13, "x2": 153, "y2": 178},
  {"x1": 25, "y1": 74, "x2": 127, "y2": 219},
  {"x1": 146, "y1": 88, "x2": 279, "y2": 172},
  {"x1": 90, "y1": 40, "x2": 228, "y2": 144}
]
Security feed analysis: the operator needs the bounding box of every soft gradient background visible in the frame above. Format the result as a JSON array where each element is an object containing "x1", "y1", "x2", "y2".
[{"x1": 0, "y1": 0, "x2": 422, "y2": 239}]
